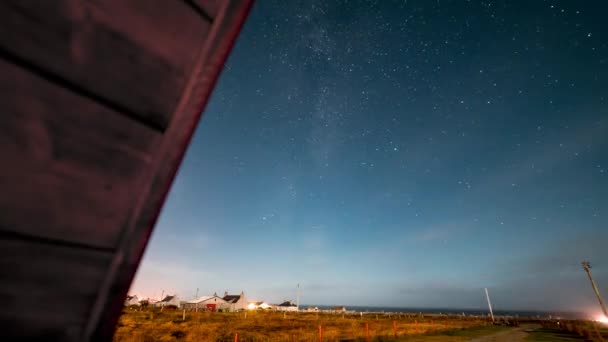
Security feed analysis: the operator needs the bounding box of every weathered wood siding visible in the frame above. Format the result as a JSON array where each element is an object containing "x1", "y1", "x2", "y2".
[
  {"x1": 0, "y1": 0, "x2": 210, "y2": 129},
  {"x1": 0, "y1": 1, "x2": 253, "y2": 340}
]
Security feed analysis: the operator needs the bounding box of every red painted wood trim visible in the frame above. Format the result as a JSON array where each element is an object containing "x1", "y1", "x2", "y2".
[{"x1": 84, "y1": 1, "x2": 254, "y2": 340}]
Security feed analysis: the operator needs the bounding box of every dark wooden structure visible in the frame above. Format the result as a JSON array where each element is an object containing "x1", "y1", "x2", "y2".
[{"x1": 0, "y1": 1, "x2": 253, "y2": 340}]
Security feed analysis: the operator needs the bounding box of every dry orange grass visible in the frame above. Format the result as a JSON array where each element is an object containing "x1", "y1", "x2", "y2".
[{"x1": 113, "y1": 308, "x2": 496, "y2": 341}]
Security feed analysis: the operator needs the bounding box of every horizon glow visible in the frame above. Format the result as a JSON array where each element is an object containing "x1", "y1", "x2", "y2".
[{"x1": 130, "y1": 0, "x2": 608, "y2": 314}]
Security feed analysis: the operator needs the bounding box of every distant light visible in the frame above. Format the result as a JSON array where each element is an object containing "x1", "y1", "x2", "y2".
[
  {"x1": 247, "y1": 303, "x2": 256, "y2": 310},
  {"x1": 596, "y1": 316, "x2": 608, "y2": 324}
]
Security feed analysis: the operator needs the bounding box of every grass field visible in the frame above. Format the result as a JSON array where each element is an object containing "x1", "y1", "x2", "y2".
[
  {"x1": 113, "y1": 308, "x2": 504, "y2": 341},
  {"x1": 524, "y1": 327, "x2": 586, "y2": 341},
  {"x1": 525, "y1": 321, "x2": 608, "y2": 341}
]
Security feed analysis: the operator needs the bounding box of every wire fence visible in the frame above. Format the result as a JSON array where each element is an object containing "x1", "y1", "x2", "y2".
[{"x1": 114, "y1": 308, "x2": 522, "y2": 342}]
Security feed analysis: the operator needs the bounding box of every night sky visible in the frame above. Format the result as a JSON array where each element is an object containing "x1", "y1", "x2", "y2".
[{"x1": 131, "y1": 0, "x2": 608, "y2": 315}]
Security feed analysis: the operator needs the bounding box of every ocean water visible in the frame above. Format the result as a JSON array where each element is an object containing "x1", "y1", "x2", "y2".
[{"x1": 303, "y1": 305, "x2": 586, "y2": 320}]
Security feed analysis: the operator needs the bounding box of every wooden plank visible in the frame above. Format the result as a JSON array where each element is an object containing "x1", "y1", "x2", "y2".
[
  {"x1": 87, "y1": 1, "x2": 255, "y2": 340},
  {"x1": 0, "y1": 57, "x2": 161, "y2": 249},
  {"x1": 0, "y1": 237, "x2": 111, "y2": 341},
  {"x1": 0, "y1": 0, "x2": 210, "y2": 130},
  {"x1": 192, "y1": 0, "x2": 224, "y2": 19}
]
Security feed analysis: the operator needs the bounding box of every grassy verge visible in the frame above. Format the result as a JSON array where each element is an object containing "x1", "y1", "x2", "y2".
[
  {"x1": 436, "y1": 325, "x2": 511, "y2": 338},
  {"x1": 396, "y1": 325, "x2": 511, "y2": 342},
  {"x1": 525, "y1": 327, "x2": 586, "y2": 341},
  {"x1": 113, "y1": 308, "x2": 496, "y2": 341}
]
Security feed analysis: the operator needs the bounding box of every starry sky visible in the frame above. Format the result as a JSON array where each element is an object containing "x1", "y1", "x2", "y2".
[{"x1": 131, "y1": 0, "x2": 608, "y2": 315}]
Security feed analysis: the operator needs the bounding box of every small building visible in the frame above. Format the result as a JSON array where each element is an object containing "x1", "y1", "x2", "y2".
[
  {"x1": 146, "y1": 298, "x2": 158, "y2": 306},
  {"x1": 305, "y1": 306, "x2": 319, "y2": 312},
  {"x1": 331, "y1": 306, "x2": 347, "y2": 313},
  {"x1": 276, "y1": 300, "x2": 298, "y2": 312},
  {"x1": 155, "y1": 295, "x2": 180, "y2": 308},
  {"x1": 183, "y1": 295, "x2": 227, "y2": 311},
  {"x1": 223, "y1": 291, "x2": 247, "y2": 311},
  {"x1": 124, "y1": 295, "x2": 140, "y2": 307}
]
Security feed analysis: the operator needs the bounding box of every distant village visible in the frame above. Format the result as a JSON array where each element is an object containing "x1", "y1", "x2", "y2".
[{"x1": 125, "y1": 291, "x2": 348, "y2": 313}]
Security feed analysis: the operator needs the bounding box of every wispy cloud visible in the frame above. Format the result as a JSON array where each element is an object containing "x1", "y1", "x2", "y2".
[
  {"x1": 474, "y1": 117, "x2": 607, "y2": 194},
  {"x1": 406, "y1": 221, "x2": 477, "y2": 243},
  {"x1": 302, "y1": 225, "x2": 326, "y2": 249},
  {"x1": 397, "y1": 283, "x2": 489, "y2": 309},
  {"x1": 496, "y1": 231, "x2": 608, "y2": 279},
  {"x1": 129, "y1": 260, "x2": 216, "y2": 300},
  {"x1": 414, "y1": 228, "x2": 451, "y2": 242},
  {"x1": 487, "y1": 231, "x2": 608, "y2": 312},
  {"x1": 300, "y1": 225, "x2": 329, "y2": 266}
]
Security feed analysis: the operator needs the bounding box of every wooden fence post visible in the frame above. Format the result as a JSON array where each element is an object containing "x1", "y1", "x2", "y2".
[
  {"x1": 182, "y1": 309, "x2": 186, "y2": 321},
  {"x1": 234, "y1": 332, "x2": 238, "y2": 342},
  {"x1": 366, "y1": 322, "x2": 370, "y2": 342},
  {"x1": 415, "y1": 319, "x2": 419, "y2": 333},
  {"x1": 393, "y1": 320, "x2": 397, "y2": 338},
  {"x1": 318, "y1": 325, "x2": 323, "y2": 342}
]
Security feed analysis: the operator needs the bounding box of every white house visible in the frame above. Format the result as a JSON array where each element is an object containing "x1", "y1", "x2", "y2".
[
  {"x1": 222, "y1": 291, "x2": 247, "y2": 311},
  {"x1": 155, "y1": 295, "x2": 180, "y2": 308},
  {"x1": 183, "y1": 295, "x2": 227, "y2": 311},
  {"x1": 276, "y1": 300, "x2": 298, "y2": 312},
  {"x1": 124, "y1": 295, "x2": 140, "y2": 306}
]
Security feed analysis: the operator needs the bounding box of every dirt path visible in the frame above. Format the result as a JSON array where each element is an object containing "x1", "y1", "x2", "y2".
[{"x1": 468, "y1": 324, "x2": 540, "y2": 342}]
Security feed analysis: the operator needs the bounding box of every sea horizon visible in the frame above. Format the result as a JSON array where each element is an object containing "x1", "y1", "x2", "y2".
[{"x1": 301, "y1": 305, "x2": 587, "y2": 319}]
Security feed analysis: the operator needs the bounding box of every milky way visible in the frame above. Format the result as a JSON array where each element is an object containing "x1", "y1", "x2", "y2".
[{"x1": 132, "y1": 0, "x2": 608, "y2": 313}]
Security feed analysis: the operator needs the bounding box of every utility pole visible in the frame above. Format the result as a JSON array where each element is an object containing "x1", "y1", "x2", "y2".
[
  {"x1": 296, "y1": 284, "x2": 300, "y2": 311},
  {"x1": 484, "y1": 288, "x2": 495, "y2": 323},
  {"x1": 582, "y1": 261, "x2": 608, "y2": 317}
]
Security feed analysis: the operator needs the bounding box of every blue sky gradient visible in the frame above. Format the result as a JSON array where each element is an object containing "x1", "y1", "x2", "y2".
[{"x1": 131, "y1": 0, "x2": 608, "y2": 315}]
